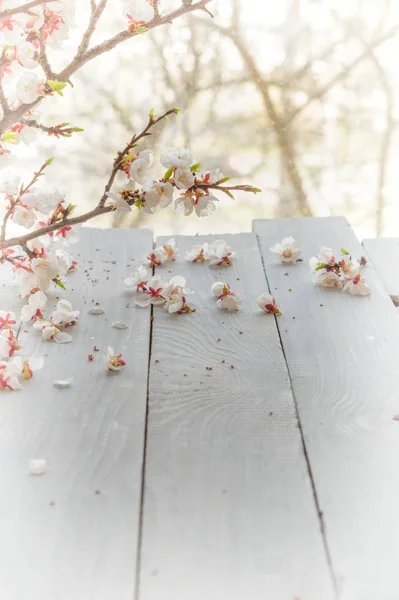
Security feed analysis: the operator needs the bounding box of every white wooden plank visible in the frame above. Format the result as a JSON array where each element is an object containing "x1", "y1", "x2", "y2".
[
  {"x1": 254, "y1": 216, "x2": 399, "y2": 600},
  {"x1": 0, "y1": 228, "x2": 153, "y2": 600},
  {"x1": 138, "y1": 233, "x2": 335, "y2": 600},
  {"x1": 363, "y1": 238, "x2": 399, "y2": 304}
]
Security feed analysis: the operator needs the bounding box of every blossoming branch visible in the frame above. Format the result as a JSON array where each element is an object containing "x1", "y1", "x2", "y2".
[{"x1": 0, "y1": 0, "x2": 214, "y2": 146}]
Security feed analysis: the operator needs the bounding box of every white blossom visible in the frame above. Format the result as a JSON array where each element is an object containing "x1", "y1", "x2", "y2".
[
  {"x1": 130, "y1": 158, "x2": 151, "y2": 184},
  {"x1": 105, "y1": 190, "x2": 131, "y2": 214},
  {"x1": 137, "y1": 150, "x2": 154, "y2": 166},
  {"x1": 211, "y1": 281, "x2": 230, "y2": 298},
  {"x1": 21, "y1": 290, "x2": 47, "y2": 322},
  {"x1": 217, "y1": 293, "x2": 241, "y2": 312},
  {"x1": 124, "y1": 265, "x2": 149, "y2": 291},
  {"x1": 143, "y1": 181, "x2": 174, "y2": 213},
  {"x1": 17, "y1": 42, "x2": 38, "y2": 69},
  {"x1": 160, "y1": 147, "x2": 193, "y2": 169},
  {"x1": 270, "y1": 236, "x2": 302, "y2": 263},
  {"x1": 314, "y1": 270, "x2": 344, "y2": 288},
  {"x1": 343, "y1": 274, "x2": 371, "y2": 296},
  {"x1": 105, "y1": 347, "x2": 126, "y2": 371},
  {"x1": 34, "y1": 321, "x2": 72, "y2": 343},
  {"x1": 13, "y1": 205, "x2": 36, "y2": 229},
  {"x1": 16, "y1": 71, "x2": 42, "y2": 104},
  {"x1": 146, "y1": 247, "x2": 168, "y2": 267},
  {"x1": 162, "y1": 238, "x2": 179, "y2": 262},
  {"x1": 30, "y1": 252, "x2": 68, "y2": 292},
  {"x1": 174, "y1": 167, "x2": 194, "y2": 190},
  {"x1": 0, "y1": 171, "x2": 21, "y2": 196},
  {"x1": 51, "y1": 299, "x2": 79, "y2": 328},
  {"x1": 201, "y1": 169, "x2": 224, "y2": 183},
  {"x1": 309, "y1": 246, "x2": 335, "y2": 271},
  {"x1": 175, "y1": 190, "x2": 218, "y2": 217},
  {"x1": 186, "y1": 243, "x2": 208, "y2": 263},
  {"x1": 257, "y1": 293, "x2": 281, "y2": 314},
  {"x1": 136, "y1": 275, "x2": 167, "y2": 307},
  {"x1": 207, "y1": 240, "x2": 235, "y2": 267}
]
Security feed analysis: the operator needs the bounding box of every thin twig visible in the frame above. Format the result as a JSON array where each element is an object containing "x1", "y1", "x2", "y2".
[
  {"x1": 58, "y1": 0, "x2": 213, "y2": 81},
  {"x1": 98, "y1": 108, "x2": 178, "y2": 207},
  {"x1": 38, "y1": 28, "x2": 55, "y2": 79},
  {"x1": 0, "y1": 0, "x2": 58, "y2": 20},
  {"x1": 152, "y1": 0, "x2": 160, "y2": 19}
]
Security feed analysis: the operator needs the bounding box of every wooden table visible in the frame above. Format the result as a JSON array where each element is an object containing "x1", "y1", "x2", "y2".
[{"x1": 1, "y1": 217, "x2": 399, "y2": 600}]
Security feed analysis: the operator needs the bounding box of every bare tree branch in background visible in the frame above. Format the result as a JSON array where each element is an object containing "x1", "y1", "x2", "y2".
[
  {"x1": 286, "y1": 23, "x2": 399, "y2": 125},
  {"x1": 207, "y1": 1, "x2": 312, "y2": 217}
]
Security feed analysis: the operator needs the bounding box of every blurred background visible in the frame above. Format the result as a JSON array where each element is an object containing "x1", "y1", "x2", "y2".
[{"x1": 12, "y1": 0, "x2": 399, "y2": 238}]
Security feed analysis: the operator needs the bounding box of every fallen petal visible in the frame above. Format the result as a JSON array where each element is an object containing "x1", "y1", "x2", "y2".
[
  {"x1": 112, "y1": 321, "x2": 129, "y2": 329},
  {"x1": 54, "y1": 377, "x2": 74, "y2": 388},
  {"x1": 29, "y1": 459, "x2": 48, "y2": 476},
  {"x1": 89, "y1": 307, "x2": 105, "y2": 315}
]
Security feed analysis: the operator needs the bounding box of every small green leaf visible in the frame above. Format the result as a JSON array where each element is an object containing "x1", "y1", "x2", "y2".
[
  {"x1": 249, "y1": 186, "x2": 262, "y2": 194},
  {"x1": 72, "y1": 127, "x2": 84, "y2": 133},
  {"x1": 45, "y1": 157, "x2": 54, "y2": 166},
  {"x1": 172, "y1": 108, "x2": 181, "y2": 114},
  {"x1": 225, "y1": 190, "x2": 235, "y2": 200},
  {"x1": 149, "y1": 108, "x2": 154, "y2": 119},
  {"x1": 314, "y1": 264, "x2": 324, "y2": 271},
  {"x1": 54, "y1": 278, "x2": 66, "y2": 290},
  {"x1": 190, "y1": 162, "x2": 201, "y2": 172},
  {"x1": 1, "y1": 130, "x2": 18, "y2": 144},
  {"x1": 135, "y1": 25, "x2": 148, "y2": 34},
  {"x1": 164, "y1": 167, "x2": 174, "y2": 180},
  {"x1": 47, "y1": 79, "x2": 67, "y2": 96},
  {"x1": 340, "y1": 248, "x2": 349, "y2": 255},
  {"x1": 217, "y1": 177, "x2": 230, "y2": 184}
]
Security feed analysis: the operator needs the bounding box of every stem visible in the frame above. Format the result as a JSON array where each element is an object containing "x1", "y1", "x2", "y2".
[{"x1": 0, "y1": 0, "x2": 58, "y2": 20}]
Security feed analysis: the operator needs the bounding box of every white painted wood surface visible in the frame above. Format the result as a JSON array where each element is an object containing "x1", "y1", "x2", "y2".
[
  {"x1": 363, "y1": 237, "x2": 399, "y2": 304},
  {"x1": 138, "y1": 233, "x2": 335, "y2": 600},
  {"x1": 0, "y1": 228, "x2": 153, "y2": 600},
  {"x1": 254, "y1": 217, "x2": 399, "y2": 600}
]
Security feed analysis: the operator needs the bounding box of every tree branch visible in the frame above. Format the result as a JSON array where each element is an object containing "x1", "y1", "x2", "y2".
[
  {"x1": 58, "y1": 0, "x2": 213, "y2": 81},
  {"x1": 0, "y1": 0, "x2": 213, "y2": 134},
  {"x1": 0, "y1": 0, "x2": 58, "y2": 20},
  {"x1": 286, "y1": 24, "x2": 399, "y2": 124},
  {"x1": 38, "y1": 28, "x2": 55, "y2": 79}
]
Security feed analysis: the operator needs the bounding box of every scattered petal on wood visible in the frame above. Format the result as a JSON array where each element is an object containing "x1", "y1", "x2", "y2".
[
  {"x1": 88, "y1": 307, "x2": 105, "y2": 315},
  {"x1": 30, "y1": 459, "x2": 48, "y2": 476},
  {"x1": 54, "y1": 377, "x2": 74, "y2": 388},
  {"x1": 112, "y1": 321, "x2": 129, "y2": 329}
]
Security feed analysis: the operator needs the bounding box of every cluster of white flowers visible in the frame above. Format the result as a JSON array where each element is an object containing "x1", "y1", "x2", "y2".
[
  {"x1": 309, "y1": 246, "x2": 370, "y2": 295},
  {"x1": 125, "y1": 267, "x2": 195, "y2": 314},
  {"x1": 211, "y1": 282, "x2": 241, "y2": 312},
  {"x1": 33, "y1": 299, "x2": 79, "y2": 343},
  {"x1": 186, "y1": 239, "x2": 235, "y2": 267},
  {"x1": 0, "y1": 309, "x2": 43, "y2": 391},
  {"x1": 105, "y1": 148, "x2": 225, "y2": 219},
  {"x1": 0, "y1": 1, "x2": 75, "y2": 160}
]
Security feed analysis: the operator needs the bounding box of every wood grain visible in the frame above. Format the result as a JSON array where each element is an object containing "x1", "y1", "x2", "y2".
[
  {"x1": 363, "y1": 237, "x2": 399, "y2": 303},
  {"x1": 254, "y1": 216, "x2": 399, "y2": 600},
  {"x1": 0, "y1": 228, "x2": 153, "y2": 600},
  {"x1": 138, "y1": 233, "x2": 335, "y2": 600}
]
